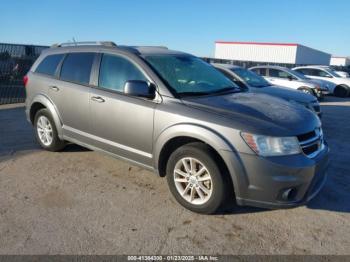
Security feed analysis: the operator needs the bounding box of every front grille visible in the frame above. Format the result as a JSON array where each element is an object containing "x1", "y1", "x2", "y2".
[
  {"x1": 297, "y1": 128, "x2": 324, "y2": 158},
  {"x1": 297, "y1": 130, "x2": 316, "y2": 141}
]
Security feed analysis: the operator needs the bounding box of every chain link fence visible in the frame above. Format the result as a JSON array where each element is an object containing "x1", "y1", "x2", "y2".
[{"x1": 0, "y1": 43, "x2": 48, "y2": 105}]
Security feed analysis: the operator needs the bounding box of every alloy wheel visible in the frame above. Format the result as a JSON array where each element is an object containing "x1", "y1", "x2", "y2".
[
  {"x1": 173, "y1": 157, "x2": 213, "y2": 205},
  {"x1": 37, "y1": 115, "x2": 53, "y2": 146}
]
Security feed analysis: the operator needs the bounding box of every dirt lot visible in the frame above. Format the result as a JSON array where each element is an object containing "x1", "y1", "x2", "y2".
[{"x1": 0, "y1": 97, "x2": 349, "y2": 255}]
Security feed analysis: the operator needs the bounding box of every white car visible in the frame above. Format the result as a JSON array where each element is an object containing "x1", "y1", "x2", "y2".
[
  {"x1": 249, "y1": 65, "x2": 328, "y2": 99},
  {"x1": 335, "y1": 71, "x2": 349, "y2": 78},
  {"x1": 293, "y1": 66, "x2": 350, "y2": 97}
]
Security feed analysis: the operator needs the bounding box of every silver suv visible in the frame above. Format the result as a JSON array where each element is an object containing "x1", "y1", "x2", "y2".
[{"x1": 25, "y1": 41, "x2": 329, "y2": 214}]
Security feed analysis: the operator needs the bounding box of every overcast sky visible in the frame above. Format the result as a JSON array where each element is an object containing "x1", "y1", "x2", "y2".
[{"x1": 0, "y1": 0, "x2": 349, "y2": 57}]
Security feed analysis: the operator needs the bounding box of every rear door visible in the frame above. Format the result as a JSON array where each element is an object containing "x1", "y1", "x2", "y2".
[
  {"x1": 89, "y1": 53, "x2": 157, "y2": 167},
  {"x1": 50, "y1": 52, "x2": 95, "y2": 142}
]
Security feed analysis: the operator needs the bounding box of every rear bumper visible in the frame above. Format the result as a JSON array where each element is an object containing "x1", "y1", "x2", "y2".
[{"x1": 221, "y1": 143, "x2": 329, "y2": 209}]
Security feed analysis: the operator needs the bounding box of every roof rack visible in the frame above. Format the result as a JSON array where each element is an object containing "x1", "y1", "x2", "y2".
[
  {"x1": 131, "y1": 45, "x2": 168, "y2": 49},
  {"x1": 51, "y1": 41, "x2": 117, "y2": 48}
]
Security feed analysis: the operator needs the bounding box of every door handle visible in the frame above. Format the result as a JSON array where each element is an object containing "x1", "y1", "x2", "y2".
[
  {"x1": 49, "y1": 86, "x2": 59, "y2": 92},
  {"x1": 91, "y1": 96, "x2": 105, "y2": 103}
]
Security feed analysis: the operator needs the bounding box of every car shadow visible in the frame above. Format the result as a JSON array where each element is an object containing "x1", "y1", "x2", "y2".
[
  {"x1": 305, "y1": 97, "x2": 350, "y2": 213},
  {"x1": 0, "y1": 106, "x2": 89, "y2": 163}
]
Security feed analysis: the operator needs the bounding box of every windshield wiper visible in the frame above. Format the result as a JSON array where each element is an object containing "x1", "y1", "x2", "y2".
[
  {"x1": 208, "y1": 87, "x2": 239, "y2": 95},
  {"x1": 251, "y1": 84, "x2": 269, "y2": 88},
  {"x1": 178, "y1": 87, "x2": 238, "y2": 98},
  {"x1": 177, "y1": 91, "x2": 210, "y2": 97}
]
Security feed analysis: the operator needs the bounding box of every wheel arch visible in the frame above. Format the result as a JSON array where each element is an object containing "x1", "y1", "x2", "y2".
[
  {"x1": 154, "y1": 124, "x2": 242, "y2": 198},
  {"x1": 29, "y1": 94, "x2": 64, "y2": 139}
]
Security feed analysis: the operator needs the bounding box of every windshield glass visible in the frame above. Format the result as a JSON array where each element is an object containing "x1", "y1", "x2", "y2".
[
  {"x1": 326, "y1": 69, "x2": 341, "y2": 77},
  {"x1": 232, "y1": 68, "x2": 270, "y2": 87},
  {"x1": 144, "y1": 55, "x2": 239, "y2": 97}
]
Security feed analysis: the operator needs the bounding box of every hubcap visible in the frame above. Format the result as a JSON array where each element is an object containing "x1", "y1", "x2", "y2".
[
  {"x1": 37, "y1": 116, "x2": 53, "y2": 146},
  {"x1": 173, "y1": 157, "x2": 213, "y2": 205}
]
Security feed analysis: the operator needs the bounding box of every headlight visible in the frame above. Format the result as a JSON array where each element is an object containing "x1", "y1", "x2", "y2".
[{"x1": 241, "y1": 132, "x2": 301, "y2": 156}]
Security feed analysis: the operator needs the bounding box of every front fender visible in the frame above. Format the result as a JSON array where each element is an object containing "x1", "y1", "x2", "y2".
[
  {"x1": 28, "y1": 94, "x2": 64, "y2": 139},
  {"x1": 153, "y1": 123, "x2": 246, "y2": 198}
]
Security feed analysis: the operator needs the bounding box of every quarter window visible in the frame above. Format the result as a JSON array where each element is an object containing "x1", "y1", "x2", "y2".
[
  {"x1": 35, "y1": 54, "x2": 64, "y2": 76},
  {"x1": 60, "y1": 53, "x2": 95, "y2": 85},
  {"x1": 98, "y1": 54, "x2": 147, "y2": 92}
]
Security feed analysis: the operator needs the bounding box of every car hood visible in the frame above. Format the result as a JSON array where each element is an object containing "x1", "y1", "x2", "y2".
[
  {"x1": 249, "y1": 85, "x2": 316, "y2": 104},
  {"x1": 307, "y1": 79, "x2": 331, "y2": 90},
  {"x1": 182, "y1": 92, "x2": 320, "y2": 136}
]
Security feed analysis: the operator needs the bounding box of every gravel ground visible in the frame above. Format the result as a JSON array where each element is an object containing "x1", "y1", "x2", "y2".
[{"x1": 0, "y1": 97, "x2": 349, "y2": 255}]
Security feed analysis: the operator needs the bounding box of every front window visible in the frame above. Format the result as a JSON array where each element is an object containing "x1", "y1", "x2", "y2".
[
  {"x1": 231, "y1": 68, "x2": 270, "y2": 87},
  {"x1": 143, "y1": 55, "x2": 239, "y2": 97},
  {"x1": 99, "y1": 54, "x2": 147, "y2": 92},
  {"x1": 269, "y1": 69, "x2": 296, "y2": 80}
]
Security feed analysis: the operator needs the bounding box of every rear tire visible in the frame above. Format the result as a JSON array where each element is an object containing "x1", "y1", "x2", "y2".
[
  {"x1": 166, "y1": 142, "x2": 232, "y2": 214},
  {"x1": 334, "y1": 85, "x2": 349, "y2": 98},
  {"x1": 34, "y1": 108, "x2": 66, "y2": 151}
]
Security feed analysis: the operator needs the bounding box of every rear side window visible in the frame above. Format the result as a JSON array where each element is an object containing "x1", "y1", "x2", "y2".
[
  {"x1": 35, "y1": 54, "x2": 64, "y2": 76},
  {"x1": 60, "y1": 53, "x2": 95, "y2": 85},
  {"x1": 98, "y1": 54, "x2": 147, "y2": 92}
]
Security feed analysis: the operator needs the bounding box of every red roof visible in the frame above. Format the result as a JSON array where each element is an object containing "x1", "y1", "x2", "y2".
[{"x1": 215, "y1": 41, "x2": 298, "y2": 47}]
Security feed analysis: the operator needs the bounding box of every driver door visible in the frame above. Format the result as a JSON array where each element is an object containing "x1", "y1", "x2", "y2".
[{"x1": 89, "y1": 53, "x2": 157, "y2": 167}]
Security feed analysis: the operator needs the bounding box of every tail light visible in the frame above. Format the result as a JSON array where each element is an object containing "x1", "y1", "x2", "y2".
[{"x1": 23, "y1": 75, "x2": 29, "y2": 87}]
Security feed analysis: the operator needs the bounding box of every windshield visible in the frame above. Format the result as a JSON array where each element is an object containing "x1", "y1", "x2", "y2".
[
  {"x1": 326, "y1": 69, "x2": 341, "y2": 77},
  {"x1": 144, "y1": 55, "x2": 239, "y2": 97},
  {"x1": 232, "y1": 68, "x2": 271, "y2": 87}
]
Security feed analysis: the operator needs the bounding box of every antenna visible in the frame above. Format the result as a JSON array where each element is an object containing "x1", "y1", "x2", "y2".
[{"x1": 72, "y1": 37, "x2": 77, "y2": 46}]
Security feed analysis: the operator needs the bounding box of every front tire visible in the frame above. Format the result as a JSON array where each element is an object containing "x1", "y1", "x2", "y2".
[
  {"x1": 334, "y1": 85, "x2": 349, "y2": 98},
  {"x1": 166, "y1": 143, "x2": 230, "y2": 214},
  {"x1": 34, "y1": 108, "x2": 66, "y2": 151}
]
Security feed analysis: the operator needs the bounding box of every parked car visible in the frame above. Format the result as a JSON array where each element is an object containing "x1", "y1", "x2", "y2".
[
  {"x1": 334, "y1": 71, "x2": 349, "y2": 78},
  {"x1": 250, "y1": 65, "x2": 329, "y2": 99},
  {"x1": 293, "y1": 66, "x2": 350, "y2": 97},
  {"x1": 25, "y1": 41, "x2": 329, "y2": 214},
  {"x1": 212, "y1": 64, "x2": 321, "y2": 117}
]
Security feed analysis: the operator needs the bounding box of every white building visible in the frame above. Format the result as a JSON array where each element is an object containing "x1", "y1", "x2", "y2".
[
  {"x1": 214, "y1": 41, "x2": 331, "y2": 65},
  {"x1": 330, "y1": 56, "x2": 350, "y2": 66}
]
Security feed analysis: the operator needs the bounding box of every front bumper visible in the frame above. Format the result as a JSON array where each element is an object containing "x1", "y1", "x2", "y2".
[{"x1": 222, "y1": 143, "x2": 329, "y2": 209}]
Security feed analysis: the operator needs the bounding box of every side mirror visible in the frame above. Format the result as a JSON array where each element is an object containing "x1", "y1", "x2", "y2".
[
  {"x1": 287, "y1": 75, "x2": 294, "y2": 81},
  {"x1": 124, "y1": 80, "x2": 155, "y2": 99}
]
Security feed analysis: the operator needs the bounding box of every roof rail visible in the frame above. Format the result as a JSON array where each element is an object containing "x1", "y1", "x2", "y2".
[
  {"x1": 51, "y1": 41, "x2": 117, "y2": 48},
  {"x1": 131, "y1": 45, "x2": 168, "y2": 49}
]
